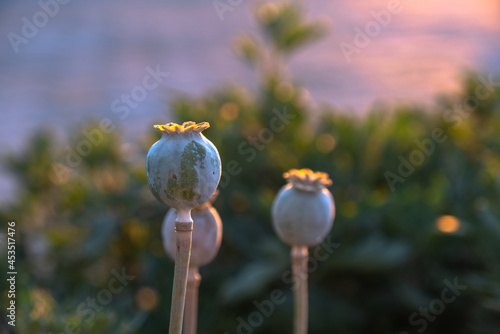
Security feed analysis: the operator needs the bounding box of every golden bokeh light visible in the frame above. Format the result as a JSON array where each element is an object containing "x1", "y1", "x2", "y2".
[
  {"x1": 341, "y1": 201, "x2": 358, "y2": 218},
  {"x1": 220, "y1": 102, "x2": 240, "y2": 121},
  {"x1": 124, "y1": 219, "x2": 149, "y2": 247},
  {"x1": 436, "y1": 215, "x2": 460, "y2": 233},
  {"x1": 316, "y1": 133, "x2": 337, "y2": 153},
  {"x1": 30, "y1": 288, "x2": 55, "y2": 320},
  {"x1": 135, "y1": 287, "x2": 158, "y2": 311}
]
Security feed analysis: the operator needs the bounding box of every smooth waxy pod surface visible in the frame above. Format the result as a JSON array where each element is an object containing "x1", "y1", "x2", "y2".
[
  {"x1": 271, "y1": 168, "x2": 335, "y2": 247},
  {"x1": 162, "y1": 194, "x2": 222, "y2": 267},
  {"x1": 146, "y1": 121, "x2": 221, "y2": 213}
]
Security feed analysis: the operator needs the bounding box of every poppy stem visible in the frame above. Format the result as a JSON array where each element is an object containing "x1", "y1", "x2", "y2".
[
  {"x1": 169, "y1": 217, "x2": 193, "y2": 334},
  {"x1": 292, "y1": 246, "x2": 309, "y2": 334},
  {"x1": 183, "y1": 266, "x2": 201, "y2": 334}
]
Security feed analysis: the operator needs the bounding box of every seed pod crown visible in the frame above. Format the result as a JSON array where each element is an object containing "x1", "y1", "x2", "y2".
[
  {"x1": 154, "y1": 121, "x2": 210, "y2": 134},
  {"x1": 284, "y1": 168, "x2": 332, "y2": 192}
]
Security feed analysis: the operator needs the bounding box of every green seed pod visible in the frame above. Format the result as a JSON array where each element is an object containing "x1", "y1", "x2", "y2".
[
  {"x1": 146, "y1": 122, "x2": 221, "y2": 214},
  {"x1": 272, "y1": 169, "x2": 335, "y2": 247},
  {"x1": 162, "y1": 193, "x2": 222, "y2": 267}
]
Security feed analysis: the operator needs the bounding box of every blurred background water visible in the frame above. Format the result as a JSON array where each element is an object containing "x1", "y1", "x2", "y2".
[{"x1": 0, "y1": 0, "x2": 499, "y2": 203}]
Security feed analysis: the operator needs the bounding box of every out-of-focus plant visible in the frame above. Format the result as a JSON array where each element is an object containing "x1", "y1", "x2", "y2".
[{"x1": 1, "y1": 1, "x2": 500, "y2": 334}]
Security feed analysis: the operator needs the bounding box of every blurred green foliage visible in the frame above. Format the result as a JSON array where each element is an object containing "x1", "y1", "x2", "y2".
[{"x1": 1, "y1": 2, "x2": 500, "y2": 333}]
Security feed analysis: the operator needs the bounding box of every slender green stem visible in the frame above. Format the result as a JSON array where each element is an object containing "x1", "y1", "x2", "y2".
[
  {"x1": 183, "y1": 266, "x2": 201, "y2": 334},
  {"x1": 292, "y1": 246, "x2": 309, "y2": 334},
  {"x1": 169, "y1": 220, "x2": 193, "y2": 334}
]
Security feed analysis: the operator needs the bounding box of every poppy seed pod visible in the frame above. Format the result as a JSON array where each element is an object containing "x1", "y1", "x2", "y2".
[
  {"x1": 272, "y1": 169, "x2": 335, "y2": 247},
  {"x1": 162, "y1": 192, "x2": 222, "y2": 267},
  {"x1": 146, "y1": 121, "x2": 221, "y2": 216},
  {"x1": 146, "y1": 121, "x2": 221, "y2": 334}
]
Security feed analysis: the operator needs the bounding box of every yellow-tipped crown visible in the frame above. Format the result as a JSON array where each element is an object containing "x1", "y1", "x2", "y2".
[
  {"x1": 154, "y1": 121, "x2": 210, "y2": 134},
  {"x1": 284, "y1": 168, "x2": 332, "y2": 192}
]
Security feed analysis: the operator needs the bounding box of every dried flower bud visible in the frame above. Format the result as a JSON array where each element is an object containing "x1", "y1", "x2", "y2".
[
  {"x1": 146, "y1": 122, "x2": 221, "y2": 212},
  {"x1": 272, "y1": 168, "x2": 335, "y2": 247}
]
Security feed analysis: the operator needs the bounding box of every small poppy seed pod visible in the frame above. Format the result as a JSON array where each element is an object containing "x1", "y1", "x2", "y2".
[
  {"x1": 162, "y1": 192, "x2": 222, "y2": 267},
  {"x1": 146, "y1": 121, "x2": 221, "y2": 216},
  {"x1": 271, "y1": 169, "x2": 335, "y2": 247},
  {"x1": 272, "y1": 169, "x2": 335, "y2": 334}
]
